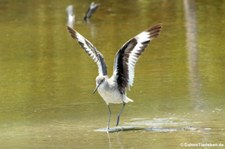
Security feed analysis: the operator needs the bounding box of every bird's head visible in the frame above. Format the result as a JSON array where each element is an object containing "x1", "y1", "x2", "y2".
[{"x1": 93, "y1": 76, "x2": 106, "y2": 94}]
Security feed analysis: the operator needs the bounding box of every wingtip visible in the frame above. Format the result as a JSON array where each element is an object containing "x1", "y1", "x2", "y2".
[
  {"x1": 67, "y1": 26, "x2": 77, "y2": 39},
  {"x1": 147, "y1": 24, "x2": 162, "y2": 39},
  {"x1": 148, "y1": 24, "x2": 162, "y2": 31},
  {"x1": 67, "y1": 26, "x2": 73, "y2": 31}
]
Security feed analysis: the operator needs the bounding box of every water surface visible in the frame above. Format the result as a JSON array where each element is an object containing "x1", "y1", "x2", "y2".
[{"x1": 0, "y1": 0, "x2": 224, "y2": 148}]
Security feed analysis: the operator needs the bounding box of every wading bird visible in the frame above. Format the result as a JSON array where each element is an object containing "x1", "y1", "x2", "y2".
[
  {"x1": 84, "y1": 2, "x2": 100, "y2": 21},
  {"x1": 66, "y1": 5, "x2": 75, "y2": 28},
  {"x1": 67, "y1": 24, "x2": 161, "y2": 131}
]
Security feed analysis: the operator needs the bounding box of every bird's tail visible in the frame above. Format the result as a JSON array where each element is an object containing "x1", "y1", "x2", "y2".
[{"x1": 124, "y1": 96, "x2": 133, "y2": 103}]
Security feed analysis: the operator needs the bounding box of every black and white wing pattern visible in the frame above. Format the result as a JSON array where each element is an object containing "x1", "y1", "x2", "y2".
[
  {"x1": 84, "y1": 2, "x2": 100, "y2": 21},
  {"x1": 67, "y1": 26, "x2": 107, "y2": 76},
  {"x1": 112, "y1": 24, "x2": 162, "y2": 94}
]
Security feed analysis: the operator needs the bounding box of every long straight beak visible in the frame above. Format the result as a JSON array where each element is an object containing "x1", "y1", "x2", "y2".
[{"x1": 93, "y1": 81, "x2": 102, "y2": 94}]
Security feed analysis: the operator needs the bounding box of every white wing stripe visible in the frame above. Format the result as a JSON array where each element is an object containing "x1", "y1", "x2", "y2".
[
  {"x1": 76, "y1": 32, "x2": 98, "y2": 62},
  {"x1": 127, "y1": 31, "x2": 151, "y2": 86},
  {"x1": 67, "y1": 26, "x2": 107, "y2": 76}
]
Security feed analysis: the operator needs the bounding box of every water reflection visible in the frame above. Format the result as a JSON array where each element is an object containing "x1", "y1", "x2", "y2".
[
  {"x1": 104, "y1": 117, "x2": 211, "y2": 149},
  {"x1": 183, "y1": 0, "x2": 204, "y2": 111},
  {"x1": 107, "y1": 133, "x2": 124, "y2": 149}
]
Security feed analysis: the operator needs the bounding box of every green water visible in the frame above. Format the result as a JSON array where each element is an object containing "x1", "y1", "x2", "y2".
[{"x1": 0, "y1": 0, "x2": 224, "y2": 148}]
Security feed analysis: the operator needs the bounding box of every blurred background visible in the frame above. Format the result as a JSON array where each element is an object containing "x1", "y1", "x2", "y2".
[{"x1": 0, "y1": 0, "x2": 224, "y2": 148}]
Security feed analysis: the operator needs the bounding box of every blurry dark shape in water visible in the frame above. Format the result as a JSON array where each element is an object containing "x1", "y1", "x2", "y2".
[
  {"x1": 66, "y1": 5, "x2": 75, "y2": 28},
  {"x1": 95, "y1": 126, "x2": 145, "y2": 133},
  {"x1": 84, "y1": 2, "x2": 100, "y2": 21}
]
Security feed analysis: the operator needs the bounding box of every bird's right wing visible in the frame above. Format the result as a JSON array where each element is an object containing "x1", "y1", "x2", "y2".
[{"x1": 67, "y1": 26, "x2": 107, "y2": 76}]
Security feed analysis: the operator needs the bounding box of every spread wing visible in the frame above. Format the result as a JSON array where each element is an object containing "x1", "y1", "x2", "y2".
[
  {"x1": 67, "y1": 26, "x2": 107, "y2": 76},
  {"x1": 112, "y1": 24, "x2": 162, "y2": 94}
]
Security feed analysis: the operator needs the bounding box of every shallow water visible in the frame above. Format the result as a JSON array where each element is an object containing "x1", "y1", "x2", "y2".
[{"x1": 0, "y1": 0, "x2": 224, "y2": 148}]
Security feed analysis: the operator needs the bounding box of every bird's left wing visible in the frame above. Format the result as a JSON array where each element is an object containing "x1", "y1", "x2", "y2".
[
  {"x1": 67, "y1": 26, "x2": 107, "y2": 76},
  {"x1": 112, "y1": 24, "x2": 162, "y2": 94}
]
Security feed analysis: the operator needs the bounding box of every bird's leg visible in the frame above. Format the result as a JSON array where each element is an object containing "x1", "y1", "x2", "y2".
[
  {"x1": 116, "y1": 102, "x2": 126, "y2": 127},
  {"x1": 107, "y1": 105, "x2": 111, "y2": 131}
]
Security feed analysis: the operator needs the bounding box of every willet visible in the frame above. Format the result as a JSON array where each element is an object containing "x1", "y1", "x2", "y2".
[
  {"x1": 66, "y1": 5, "x2": 75, "y2": 28},
  {"x1": 84, "y1": 2, "x2": 100, "y2": 21},
  {"x1": 67, "y1": 24, "x2": 162, "y2": 131}
]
